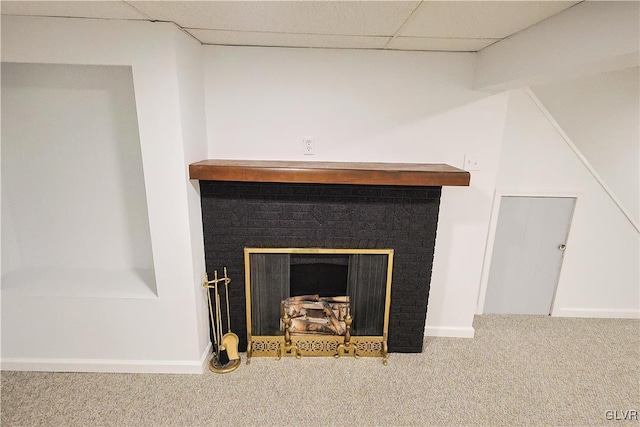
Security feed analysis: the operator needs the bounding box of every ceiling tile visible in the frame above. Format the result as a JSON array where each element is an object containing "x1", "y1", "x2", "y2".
[
  {"x1": 131, "y1": 1, "x2": 419, "y2": 36},
  {"x1": 0, "y1": 1, "x2": 148, "y2": 20},
  {"x1": 386, "y1": 37, "x2": 499, "y2": 52},
  {"x1": 187, "y1": 29, "x2": 390, "y2": 49},
  {"x1": 401, "y1": 1, "x2": 580, "y2": 39}
]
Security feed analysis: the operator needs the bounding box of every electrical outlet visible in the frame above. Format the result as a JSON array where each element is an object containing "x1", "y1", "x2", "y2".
[
  {"x1": 303, "y1": 138, "x2": 314, "y2": 156},
  {"x1": 464, "y1": 153, "x2": 480, "y2": 171}
]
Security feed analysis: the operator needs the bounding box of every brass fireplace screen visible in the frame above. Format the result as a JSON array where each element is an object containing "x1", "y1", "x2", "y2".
[{"x1": 244, "y1": 248, "x2": 393, "y2": 364}]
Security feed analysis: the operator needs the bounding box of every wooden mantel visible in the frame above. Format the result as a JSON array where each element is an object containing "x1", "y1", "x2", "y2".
[{"x1": 189, "y1": 160, "x2": 470, "y2": 187}]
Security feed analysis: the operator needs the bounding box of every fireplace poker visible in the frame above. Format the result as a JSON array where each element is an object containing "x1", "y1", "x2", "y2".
[
  {"x1": 205, "y1": 273, "x2": 219, "y2": 351},
  {"x1": 221, "y1": 267, "x2": 240, "y2": 361},
  {"x1": 214, "y1": 271, "x2": 230, "y2": 366}
]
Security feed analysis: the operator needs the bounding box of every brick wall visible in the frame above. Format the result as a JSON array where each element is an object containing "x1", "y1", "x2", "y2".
[{"x1": 200, "y1": 181, "x2": 441, "y2": 353}]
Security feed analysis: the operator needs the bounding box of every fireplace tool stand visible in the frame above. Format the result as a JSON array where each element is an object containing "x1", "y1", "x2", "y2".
[{"x1": 203, "y1": 268, "x2": 241, "y2": 374}]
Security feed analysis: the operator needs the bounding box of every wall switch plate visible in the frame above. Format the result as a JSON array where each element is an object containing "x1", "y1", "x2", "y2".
[
  {"x1": 303, "y1": 138, "x2": 314, "y2": 156},
  {"x1": 464, "y1": 153, "x2": 480, "y2": 171}
]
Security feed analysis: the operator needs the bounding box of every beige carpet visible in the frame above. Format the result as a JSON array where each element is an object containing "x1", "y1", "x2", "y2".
[{"x1": 2, "y1": 315, "x2": 638, "y2": 426}]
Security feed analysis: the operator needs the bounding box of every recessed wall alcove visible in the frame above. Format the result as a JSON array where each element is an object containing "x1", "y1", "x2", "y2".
[
  {"x1": 1, "y1": 62, "x2": 156, "y2": 298},
  {"x1": 191, "y1": 160, "x2": 470, "y2": 353}
]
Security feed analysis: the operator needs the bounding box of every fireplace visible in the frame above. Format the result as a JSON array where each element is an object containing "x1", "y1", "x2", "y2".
[
  {"x1": 244, "y1": 248, "x2": 393, "y2": 362},
  {"x1": 190, "y1": 160, "x2": 470, "y2": 356}
]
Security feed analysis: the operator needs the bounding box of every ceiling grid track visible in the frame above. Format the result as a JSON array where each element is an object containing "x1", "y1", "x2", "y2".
[
  {"x1": 383, "y1": 1, "x2": 424, "y2": 50},
  {"x1": 122, "y1": 1, "x2": 152, "y2": 20}
]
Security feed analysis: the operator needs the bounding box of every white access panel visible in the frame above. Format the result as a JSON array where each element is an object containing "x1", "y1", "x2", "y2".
[{"x1": 484, "y1": 196, "x2": 576, "y2": 315}]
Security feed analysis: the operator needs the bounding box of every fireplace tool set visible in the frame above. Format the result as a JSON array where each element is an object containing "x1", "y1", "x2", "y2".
[{"x1": 203, "y1": 268, "x2": 240, "y2": 373}]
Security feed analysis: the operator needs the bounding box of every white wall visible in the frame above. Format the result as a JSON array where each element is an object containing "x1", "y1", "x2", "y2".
[
  {"x1": 203, "y1": 46, "x2": 510, "y2": 337},
  {"x1": 488, "y1": 89, "x2": 639, "y2": 318},
  {"x1": 1, "y1": 63, "x2": 154, "y2": 274},
  {"x1": 1, "y1": 16, "x2": 209, "y2": 372},
  {"x1": 530, "y1": 67, "x2": 640, "y2": 225}
]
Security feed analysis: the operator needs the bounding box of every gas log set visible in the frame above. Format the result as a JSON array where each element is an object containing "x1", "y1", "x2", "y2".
[{"x1": 281, "y1": 295, "x2": 350, "y2": 336}]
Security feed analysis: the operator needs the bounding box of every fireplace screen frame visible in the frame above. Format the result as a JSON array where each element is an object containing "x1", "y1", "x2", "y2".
[{"x1": 244, "y1": 247, "x2": 394, "y2": 361}]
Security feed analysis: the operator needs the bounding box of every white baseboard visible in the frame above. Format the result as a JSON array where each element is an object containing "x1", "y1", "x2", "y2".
[
  {"x1": 553, "y1": 308, "x2": 640, "y2": 319},
  {"x1": 424, "y1": 326, "x2": 475, "y2": 338},
  {"x1": 1, "y1": 343, "x2": 213, "y2": 374},
  {"x1": 199, "y1": 342, "x2": 213, "y2": 372}
]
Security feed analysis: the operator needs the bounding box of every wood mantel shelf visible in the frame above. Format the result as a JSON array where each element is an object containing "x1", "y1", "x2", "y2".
[{"x1": 189, "y1": 160, "x2": 470, "y2": 187}]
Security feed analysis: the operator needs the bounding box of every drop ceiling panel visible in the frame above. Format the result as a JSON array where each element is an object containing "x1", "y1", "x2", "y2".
[
  {"x1": 131, "y1": 1, "x2": 419, "y2": 36},
  {"x1": 0, "y1": 1, "x2": 585, "y2": 53},
  {"x1": 386, "y1": 37, "x2": 499, "y2": 52},
  {"x1": 0, "y1": 1, "x2": 148, "y2": 20},
  {"x1": 188, "y1": 29, "x2": 390, "y2": 49},
  {"x1": 401, "y1": 1, "x2": 579, "y2": 39}
]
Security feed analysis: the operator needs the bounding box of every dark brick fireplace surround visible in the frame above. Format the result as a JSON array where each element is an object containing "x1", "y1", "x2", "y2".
[{"x1": 191, "y1": 160, "x2": 470, "y2": 353}]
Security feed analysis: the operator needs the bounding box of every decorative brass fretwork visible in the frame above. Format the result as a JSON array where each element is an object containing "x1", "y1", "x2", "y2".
[
  {"x1": 356, "y1": 340, "x2": 383, "y2": 353},
  {"x1": 249, "y1": 336, "x2": 385, "y2": 359},
  {"x1": 297, "y1": 339, "x2": 339, "y2": 353}
]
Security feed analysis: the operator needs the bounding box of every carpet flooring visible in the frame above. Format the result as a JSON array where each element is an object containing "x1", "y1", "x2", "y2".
[{"x1": 2, "y1": 315, "x2": 638, "y2": 426}]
